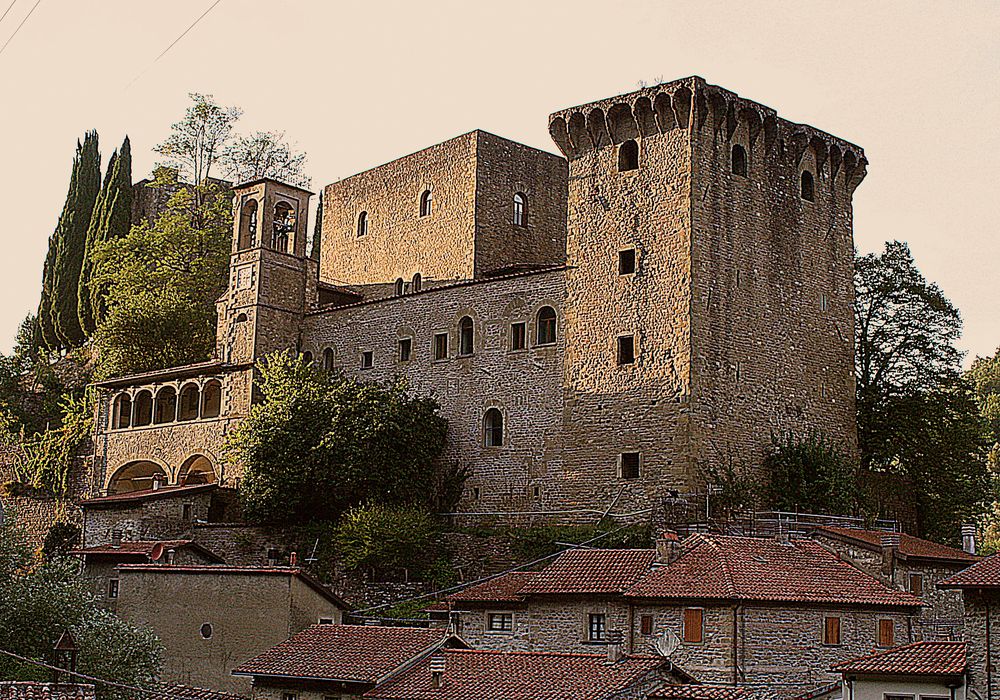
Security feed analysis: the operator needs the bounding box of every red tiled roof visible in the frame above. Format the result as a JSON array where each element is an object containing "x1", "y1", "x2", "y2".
[
  {"x1": 80, "y1": 483, "x2": 217, "y2": 507},
  {"x1": 833, "y1": 640, "x2": 967, "y2": 676},
  {"x1": 71, "y1": 540, "x2": 225, "y2": 563},
  {"x1": 163, "y1": 685, "x2": 248, "y2": 700},
  {"x1": 814, "y1": 526, "x2": 977, "y2": 563},
  {"x1": 518, "y1": 549, "x2": 657, "y2": 595},
  {"x1": 625, "y1": 535, "x2": 923, "y2": 607},
  {"x1": 939, "y1": 555, "x2": 1000, "y2": 589},
  {"x1": 446, "y1": 571, "x2": 536, "y2": 604},
  {"x1": 232, "y1": 625, "x2": 450, "y2": 683},
  {"x1": 364, "y1": 649, "x2": 665, "y2": 700},
  {"x1": 647, "y1": 684, "x2": 752, "y2": 700}
]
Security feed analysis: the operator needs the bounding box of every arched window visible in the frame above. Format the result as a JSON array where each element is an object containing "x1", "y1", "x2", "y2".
[
  {"x1": 112, "y1": 393, "x2": 131, "y2": 429},
  {"x1": 412, "y1": 273, "x2": 422, "y2": 292},
  {"x1": 133, "y1": 390, "x2": 153, "y2": 427},
  {"x1": 153, "y1": 386, "x2": 177, "y2": 425},
  {"x1": 178, "y1": 383, "x2": 200, "y2": 421},
  {"x1": 395, "y1": 278, "x2": 405, "y2": 296},
  {"x1": 483, "y1": 408, "x2": 503, "y2": 447},
  {"x1": 459, "y1": 316, "x2": 474, "y2": 356},
  {"x1": 357, "y1": 211, "x2": 368, "y2": 237},
  {"x1": 618, "y1": 140, "x2": 639, "y2": 172},
  {"x1": 800, "y1": 171, "x2": 815, "y2": 202},
  {"x1": 323, "y1": 347, "x2": 335, "y2": 371},
  {"x1": 301, "y1": 350, "x2": 313, "y2": 365},
  {"x1": 536, "y1": 306, "x2": 557, "y2": 345},
  {"x1": 731, "y1": 144, "x2": 748, "y2": 177},
  {"x1": 108, "y1": 460, "x2": 167, "y2": 495},
  {"x1": 201, "y1": 380, "x2": 222, "y2": 419},
  {"x1": 419, "y1": 190, "x2": 432, "y2": 217},
  {"x1": 272, "y1": 202, "x2": 295, "y2": 253},
  {"x1": 512, "y1": 193, "x2": 527, "y2": 227},
  {"x1": 238, "y1": 199, "x2": 258, "y2": 250}
]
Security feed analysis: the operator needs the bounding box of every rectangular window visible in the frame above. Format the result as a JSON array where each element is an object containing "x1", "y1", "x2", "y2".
[
  {"x1": 398, "y1": 338, "x2": 412, "y2": 362},
  {"x1": 318, "y1": 617, "x2": 334, "y2": 625},
  {"x1": 108, "y1": 579, "x2": 120, "y2": 599},
  {"x1": 618, "y1": 249, "x2": 636, "y2": 275},
  {"x1": 434, "y1": 333, "x2": 448, "y2": 361},
  {"x1": 617, "y1": 335, "x2": 635, "y2": 365},
  {"x1": 182, "y1": 504, "x2": 193, "y2": 521},
  {"x1": 511, "y1": 322, "x2": 527, "y2": 351},
  {"x1": 909, "y1": 573, "x2": 923, "y2": 596},
  {"x1": 488, "y1": 612, "x2": 514, "y2": 632},
  {"x1": 878, "y1": 619, "x2": 895, "y2": 647},
  {"x1": 885, "y1": 695, "x2": 915, "y2": 700},
  {"x1": 683, "y1": 608, "x2": 703, "y2": 644},
  {"x1": 361, "y1": 350, "x2": 373, "y2": 369},
  {"x1": 620, "y1": 452, "x2": 641, "y2": 480},
  {"x1": 823, "y1": 616, "x2": 841, "y2": 645},
  {"x1": 640, "y1": 614, "x2": 654, "y2": 636},
  {"x1": 588, "y1": 613, "x2": 606, "y2": 642}
]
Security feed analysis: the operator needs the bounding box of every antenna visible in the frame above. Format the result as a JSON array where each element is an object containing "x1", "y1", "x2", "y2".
[
  {"x1": 652, "y1": 629, "x2": 681, "y2": 657},
  {"x1": 305, "y1": 537, "x2": 320, "y2": 564}
]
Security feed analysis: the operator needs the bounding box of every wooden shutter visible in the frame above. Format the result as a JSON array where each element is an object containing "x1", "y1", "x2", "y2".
[
  {"x1": 909, "y1": 574, "x2": 923, "y2": 596},
  {"x1": 683, "y1": 608, "x2": 703, "y2": 644},
  {"x1": 640, "y1": 614, "x2": 653, "y2": 636},
  {"x1": 824, "y1": 616, "x2": 841, "y2": 645},
  {"x1": 878, "y1": 619, "x2": 895, "y2": 647}
]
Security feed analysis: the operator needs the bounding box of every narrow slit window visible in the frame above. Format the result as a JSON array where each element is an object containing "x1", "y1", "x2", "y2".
[
  {"x1": 513, "y1": 193, "x2": 527, "y2": 227},
  {"x1": 459, "y1": 316, "x2": 474, "y2": 356},
  {"x1": 640, "y1": 614, "x2": 654, "y2": 636},
  {"x1": 618, "y1": 139, "x2": 639, "y2": 172},
  {"x1": 800, "y1": 171, "x2": 815, "y2": 202},
  {"x1": 617, "y1": 335, "x2": 635, "y2": 365},
  {"x1": 357, "y1": 211, "x2": 368, "y2": 237},
  {"x1": 419, "y1": 190, "x2": 432, "y2": 217},
  {"x1": 395, "y1": 278, "x2": 405, "y2": 296},
  {"x1": 731, "y1": 144, "x2": 748, "y2": 177}
]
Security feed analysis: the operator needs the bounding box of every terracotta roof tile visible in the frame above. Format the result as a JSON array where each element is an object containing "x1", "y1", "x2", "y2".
[
  {"x1": 647, "y1": 684, "x2": 753, "y2": 700},
  {"x1": 518, "y1": 549, "x2": 657, "y2": 595},
  {"x1": 833, "y1": 640, "x2": 967, "y2": 676},
  {"x1": 163, "y1": 685, "x2": 248, "y2": 700},
  {"x1": 232, "y1": 625, "x2": 449, "y2": 683},
  {"x1": 364, "y1": 649, "x2": 665, "y2": 700},
  {"x1": 814, "y1": 526, "x2": 977, "y2": 563},
  {"x1": 445, "y1": 571, "x2": 536, "y2": 604},
  {"x1": 80, "y1": 483, "x2": 217, "y2": 507},
  {"x1": 71, "y1": 540, "x2": 193, "y2": 556},
  {"x1": 625, "y1": 535, "x2": 923, "y2": 607},
  {"x1": 939, "y1": 555, "x2": 1000, "y2": 589}
]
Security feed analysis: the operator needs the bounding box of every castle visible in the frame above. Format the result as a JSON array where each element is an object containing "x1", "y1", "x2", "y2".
[{"x1": 91, "y1": 76, "x2": 867, "y2": 518}]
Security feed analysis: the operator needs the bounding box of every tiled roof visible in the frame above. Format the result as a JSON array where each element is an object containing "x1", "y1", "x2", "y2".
[
  {"x1": 814, "y1": 526, "x2": 978, "y2": 563},
  {"x1": 647, "y1": 683, "x2": 752, "y2": 700},
  {"x1": 70, "y1": 540, "x2": 224, "y2": 563},
  {"x1": 163, "y1": 685, "x2": 248, "y2": 700},
  {"x1": 80, "y1": 483, "x2": 217, "y2": 507},
  {"x1": 833, "y1": 640, "x2": 967, "y2": 676},
  {"x1": 364, "y1": 649, "x2": 665, "y2": 700},
  {"x1": 232, "y1": 625, "x2": 449, "y2": 683},
  {"x1": 625, "y1": 535, "x2": 923, "y2": 607},
  {"x1": 518, "y1": 549, "x2": 657, "y2": 595},
  {"x1": 446, "y1": 571, "x2": 536, "y2": 604},
  {"x1": 939, "y1": 555, "x2": 1000, "y2": 589}
]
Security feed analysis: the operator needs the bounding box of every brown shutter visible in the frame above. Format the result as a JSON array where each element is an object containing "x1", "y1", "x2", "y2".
[
  {"x1": 910, "y1": 574, "x2": 923, "y2": 596},
  {"x1": 878, "y1": 619, "x2": 894, "y2": 647},
  {"x1": 683, "y1": 608, "x2": 703, "y2": 644},
  {"x1": 640, "y1": 615, "x2": 653, "y2": 636},
  {"x1": 824, "y1": 616, "x2": 841, "y2": 645}
]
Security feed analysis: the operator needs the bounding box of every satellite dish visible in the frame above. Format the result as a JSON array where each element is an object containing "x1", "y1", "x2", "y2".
[
  {"x1": 652, "y1": 628, "x2": 681, "y2": 657},
  {"x1": 150, "y1": 543, "x2": 164, "y2": 561}
]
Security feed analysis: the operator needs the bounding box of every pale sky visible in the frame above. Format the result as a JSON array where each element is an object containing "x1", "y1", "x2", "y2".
[{"x1": 1, "y1": 0, "x2": 997, "y2": 364}]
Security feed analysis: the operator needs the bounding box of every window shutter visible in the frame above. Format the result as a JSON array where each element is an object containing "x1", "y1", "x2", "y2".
[
  {"x1": 824, "y1": 616, "x2": 841, "y2": 645},
  {"x1": 683, "y1": 608, "x2": 703, "y2": 644},
  {"x1": 640, "y1": 615, "x2": 653, "y2": 636},
  {"x1": 878, "y1": 619, "x2": 894, "y2": 647}
]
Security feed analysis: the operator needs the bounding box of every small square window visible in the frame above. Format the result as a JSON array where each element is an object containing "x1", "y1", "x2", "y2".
[
  {"x1": 318, "y1": 617, "x2": 334, "y2": 625},
  {"x1": 618, "y1": 249, "x2": 636, "y2": 275},
  {"x1": 588, "y1": 613, "x2": 606, "y2": 642},
  {"x1": 488, "y1": 612, "x2": 514, "y2": 632},
  {"x1": 361, "y1": 351, "x2": 374, "y2": 369},
  {"x1": 434, "y1": 333, "x2": 448, "y2": 361},
  {"x1": 532, "y1": 485, "x2": 540, "y2": 498},
  {"x1": 511, "y1": 322, "x2": 527, "y2": 351},
  {"x1": 108, "y1": 579, "x2": 120, "y2": 599},
  {"x1": 640, "y1": 614, "x2": 654, "y2": 636},
  {"x1": 620, "y1": 452, "x2": 640, "y2": 480},
  {"x1": 398, "y1": 338, "x2": 412, "y2": 362},
  {"x1": 617, "y1": 335, "x2": 635, "y2": 366}
]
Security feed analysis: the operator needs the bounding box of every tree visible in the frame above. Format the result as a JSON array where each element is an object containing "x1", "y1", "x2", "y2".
[
  {"x1": 762, "y1": 432, "x2": 856, "y2": 515},
  {"x1": 79, "y1": 136, "x2": 134, "y2": 335},
  {"x1": 154, "y1": 93, "x2": 241, "y2": 186},
  {"x1": 228, "y1": 352, "x2": 451, "y2": 524},
  {"x1": 222, "y1": 130, "x2": 310, "y2": 188},
  {"x1": 334, "y1": 502, "x2": 442, "y2": 581},
  {"x1": 37, "y1": 132, "x2": 102, "y2": 349},
  {"x1": 91, "y1": 170, "x2": 231, "y2": 379},
  {"x1": 310, "y1": 191, "x2": 323, "y2": 261}
]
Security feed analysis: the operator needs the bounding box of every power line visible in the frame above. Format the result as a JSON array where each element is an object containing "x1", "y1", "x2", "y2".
[
  {"x1": 125, "y1": 0, "x2": 223, "y2": 89},
  {"x1": 0, "y1": 0, "x2": 41, "y2": 58},
  {"x1": 0, "y1": 1, "x2": 19, "y2": 27}
]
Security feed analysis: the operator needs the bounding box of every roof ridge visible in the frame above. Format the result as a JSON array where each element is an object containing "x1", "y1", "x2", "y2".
[{"x1": 441, "y1": 648, "x2": 660, "y2": 661}]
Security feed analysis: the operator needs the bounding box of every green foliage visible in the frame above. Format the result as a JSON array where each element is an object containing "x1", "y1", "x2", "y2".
[
  {"x1": 310, "y1": 191, "x2": 323, "y2": 261},
  {"x1": 155, "y1": 93, "x2": 241, "y2": 185},
  {"x1": 42, "y1": 521, "x2": 81, "y2": 558},
  {"x1": 507, "y1": 521, "x2": 652, "y2": 562},
  {"x1": 230, "y1": 353, "x2": 451, "y2": 524},
  {"x1": 699, "y1": 457, "x2": 761, "y2": 520},
  {"x1": 763, "y1": 432, "x2": 856, "y2": 514},
  {"x1": 91, "y1": 170, "x2": 231, "y2": 379},
  {"x1": 0, "y1": 517, "x2": 162, "y2": 700},
  {"x1": 14, "y1": 391, "x2": 93, "y2": 497},
  {"x1": 334, "y1": 502, "x2": 446, "y2": 582},
  {"x1": 79, "y1": 136, "x2": 134, "y2": 334},
  {"x1": 222, "y1": 130, "x2": 310, "y2": 187}
]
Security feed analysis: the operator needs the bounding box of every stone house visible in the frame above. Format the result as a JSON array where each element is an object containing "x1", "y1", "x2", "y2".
[
  {"x1": 811, "y1": 526, "x2": 977, "y2": 634},
  {"x1": 88, "y1": 76, "x2": 869, "y2": 520},
  {"x1": 445, "y1": 534, "x2": 923, "y2": 698},
  {"x1": 938, "y1": 554, "x2": 1000, "y2": 700},
  {"x1": 113, "y1": 564, "x2": 351, "y2": 695},
  {"x1": 0, "y1": 683, "x2": 96, "y2": 700},
  {"x1": 831, "y1": 640, "x2": 968, "y2": 700}
]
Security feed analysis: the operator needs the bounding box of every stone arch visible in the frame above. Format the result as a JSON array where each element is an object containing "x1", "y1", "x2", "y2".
[
  {"x1": 153, "y1": 386, "x2": 177, "y2": 425},
  {"x1": 633, "y1": 97, "x2": 658, "y2": 137},
  {"x1": 133, "y1": 390, "x2": 153, "y2": 427},
  {"x1": 238, "y1": 198, "x2": 258, "y2": 250},
  {"x1": 618, "y1": 140, "x2": 639, "y2": 172},
  {"x1": 548, "y1": 116, "x2": 575, "y2": 158},
  {"x1": 201, "y1": 380, "x2": 222, "y2": 419},
  {"x1": 586, "y1": 108, "x2": 611, "y2": 149},
  {"x1": 607, "y1": 103, "x2": 639, "y2": 144},
  {"x1": 568, "y1": 112, "x2": 593, "y2": 153},
  {"x1": 741, "y1": 108, "x2": 763, "y2": 147},
  {"x1": 107, "y1": 459, "x2": 169, "y2": 495},
  {"x1": 395, "y1": 278, "x2": 405, "y2": 296},
  {"x1": 178, "y1": 382, "x2": 200, "y2": 421},
  {"x1": 762, "y1": 114, "x2": 779, "y2": 152},
  {"x1": 112, "y1": 392, "x2": 132, "y2": 429},
  {"x1": 672, "y1": 87, "x2": 692, "y2": 129},
  {"x1": 419, "y1": 189, "x2": 433, "y2": 217},
  {"x1": 177, "y1": 454, "x2": 218, "y2": 487},
  {"x1": 653, "y1": 92, "x2": 675, "y2": 133},
  {"x1": 272, "y1": 201, "x2": 294, "y2": 253},
  {"x1": 483, "y1": 407, "x2": 504, "y2": 448}
]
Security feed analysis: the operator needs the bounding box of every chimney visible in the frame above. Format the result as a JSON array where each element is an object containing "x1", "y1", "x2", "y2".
[
  {"x1": 429, "y1": 654, "x2": 446, "y2": 689},
  {"x1": 165, "y1": 548, "x2": 176, "y2": 565},
  {"x1": 606, "y1": 631, "x2": 624, "y2": 663},
  {"x1": 290, "y1": 551, "x2": 298, "y2": 567},
  {"x1": 266, "y1": 548, "x2": 280, "y2": 566},
  {"x1": 110, "y1": 529, "x2": 122, "y2": 549},
  {"x1": 962, "y1": 524, "x2": 977, "y2": 555},
  {"x1": 656, "y1": 531, "x2": 682, "y2": 564},
  {"x1": 880, "y1": 533, "x2": 900, "y2": 578}
]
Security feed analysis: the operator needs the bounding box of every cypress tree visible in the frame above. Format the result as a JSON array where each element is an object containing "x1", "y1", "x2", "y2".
[
  {"x1": 79, "y1": 136, "x2": 133, "y2": 334},
  {"x1": 45, "y1": 131, "x2": 101, "y2": 348},
  {"x1": 310, "y1": 191, "x2": 323, "y2": 261}
]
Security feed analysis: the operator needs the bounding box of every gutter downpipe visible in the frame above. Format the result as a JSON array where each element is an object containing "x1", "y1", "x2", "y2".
[
  {"x1": 732, "y1": 605, "x2": 740, "y2": 685},
  {"x1": 988, "y1": 597, "x2": 993, "y2": 700}
]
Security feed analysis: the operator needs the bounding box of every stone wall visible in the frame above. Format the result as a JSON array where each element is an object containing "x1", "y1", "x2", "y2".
[
  {"x1": 963, "y1": 592, "x2": 998, "y2": 700},
  {"x1": 81, "y1": 490, "x2": 217, "y2": 547}
]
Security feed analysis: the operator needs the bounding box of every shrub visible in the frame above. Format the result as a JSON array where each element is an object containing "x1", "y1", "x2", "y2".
[
  {"x1": 763, "y1": 432, "x2": 856, "y2": 515},
  {"x1": 334, "y1": 503, "x2": 444, "y2": 582}
]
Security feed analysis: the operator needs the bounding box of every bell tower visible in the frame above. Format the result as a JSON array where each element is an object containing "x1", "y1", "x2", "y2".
[{"x1": 217, "y1": 178, "x2": 315, "y2": 366}]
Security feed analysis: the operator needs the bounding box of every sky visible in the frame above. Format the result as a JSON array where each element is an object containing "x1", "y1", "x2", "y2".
[{"x1": 0, "y1": 0, "x2": 997, "y2": 364}]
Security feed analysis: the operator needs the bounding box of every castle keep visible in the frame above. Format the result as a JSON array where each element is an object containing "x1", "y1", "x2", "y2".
[{"x1": 91, "y1": 77, "x2": 867, "y2": 517}]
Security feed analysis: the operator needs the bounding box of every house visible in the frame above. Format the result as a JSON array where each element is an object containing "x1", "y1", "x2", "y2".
[
  {"x1": 832, "y1": 640, "x2": 967, "y2": 700},
  {"x1": 0, "y1": 683, "x2": 96, "y2": 700},
  {"x1": 445, "y1": 533, "x2": 924, "y2": 698},
  {"x1": 811, "y1": 526, "x2": 977, "y2": 633},
  {"x1": 232, "y1": 624, "x2": 467, "y2": 700},
  {"x1": 113, "y1": 565, "x2": 350, "y2": 694},
  {"x1": 163, "y1": 685, "x2": 249, "y2": 700},
  {"x1": 938, "y1": 554, "x2": 1000, "y2": 700}
]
